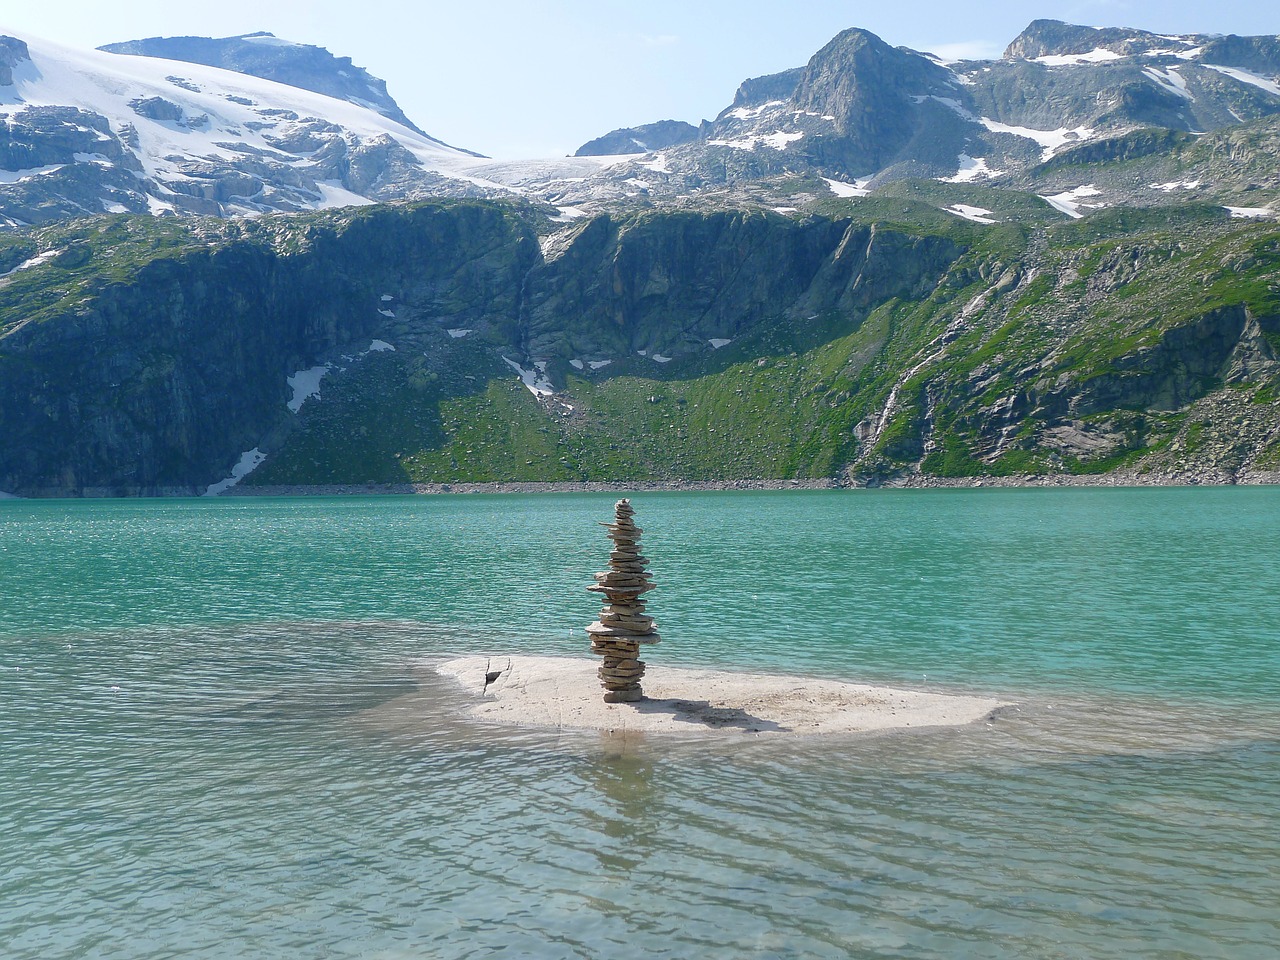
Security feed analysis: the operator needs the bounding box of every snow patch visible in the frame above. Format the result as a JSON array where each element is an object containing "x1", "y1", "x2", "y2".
[
  {"x1": 1041, "y1": 185, "x2": 1103, "y2": 219},
  {"x1": 204, "y1": 448, "x2": 266, "y2": 496},
  {"x1": 946, "y1": 204, "x2": 997, "y2": 224},
  {"x1": 287, "y1": 364, "x2": 331, "y2": 412},
  {"x1": 570, "y1": 359, "x2": 584, "y2": 370},
  {"x1": 918, "y1": 96, "x2": 975, "y2": 120},
  {"x1": 1144, "y1": 66, "x2": 1193, "y2": 100},
  {"x1": 980, "y1": 120, "x2": 1094, "y2": 161},
  {"x1": 0, "y1": 164, "x2": 65, "y2": 183},
  {"x1": 822, "y1": 176, "x2": 871, "y2": 198},
  {"x1": 0, "y1": 249, "x2": 58, "y2": 278},
  {"x1": 447, "y1": 328, "x2": 472, "y2": 338},
  {"x1": 588, "y1": 359, "x2": 612, "y2": 369},
  {"x1": 314, "y1": 180, "x2": 376, "y2": 209},
  {"x1": 637, "y1": 153, "x2": 670, "y2": 174},
  {"x1": 380, "y1": 294, "x2": 394, "y2": 301},
  {"x1": 709, "y1": 338, "x2": 733, "y2": 349},
  {"x1": 1032, "y1": 48, "x2": 1125, "y2": 66},
  {"x1": 378, "y1": 308, "x2": 395, "y2": 317},
  {"x1": 551, "y1": 205, "x2": 589, "y2": 222},
  {"x1": 1226, "y1": 206, "x2": 1275, "y2": 219},
  {"x1": 651, "y1": 354, "x2": 672, "y2": 363},
  {"x1": 725, "y1": 100, "x2": 787, "y2": 120},
  {"x1": 941, "y1": 154, "x2": 1002, "y2": 183},
  {"x1": 1202, "y1": 64, "x2": 1280, "y2": 98},
  {"x1": 1150, "y1": 180, "x2": 1201, "y2": 192},
  {"x1": 503, "y1": 356, "x2": 555, "y2": 396},
  {"x1": 707, "y1": 131, "x2": 803, "y2": 151},
  {"x1": 367, "y1": 340, "x2": 395, "y2": 352}
]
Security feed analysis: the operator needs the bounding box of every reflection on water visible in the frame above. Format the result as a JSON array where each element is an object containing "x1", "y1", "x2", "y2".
[{"x1": 2, "y1": 490, "x2": 1279, "y2": 958}]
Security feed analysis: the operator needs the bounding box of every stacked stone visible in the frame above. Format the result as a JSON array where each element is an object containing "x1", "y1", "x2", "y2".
[{"x1": 586, "y1": 498, "x2": 660, "y2": 702}]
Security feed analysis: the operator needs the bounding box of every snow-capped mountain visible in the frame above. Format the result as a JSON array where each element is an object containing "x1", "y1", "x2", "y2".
[
  {"x1": 3, "y1": 19, "x2": 1280, "y2": 228},
  {"x1": 568, "y1": 20, "x2": 1280, "y2": 214},
  {"x1": 97, "y1": 32, "x2": 435, "y2": 139},
  {"x1": 0, "y1": 29, "x2": 623, "y2": 225}
]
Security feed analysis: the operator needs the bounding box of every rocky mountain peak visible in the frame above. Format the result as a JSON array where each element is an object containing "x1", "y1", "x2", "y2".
[
  {"x1": 1004, "y1": 20, "x2": 1191, "y2": 60},
  {"x1": 575, "y1": 119, "x2": 699, "y2": 157},
  {"x1": 793, "y1": 27, "x2": 954, "y2": 122}
]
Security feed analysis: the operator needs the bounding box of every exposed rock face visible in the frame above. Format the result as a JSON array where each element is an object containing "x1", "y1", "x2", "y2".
[
  {"x1": 0, "y1": 202, "x2": 540, "y2": 495},
  {"x1": 586, "y1": 499, "x2": 659, "y2": 702},
  {"x1": 99, "y1": 32, "x2": 437, "y2": 140},
  {"x1": 575, "y1": 120, "x2": 699, "y2": 157},
  {"x1": 519, "y1": 210, "x2": 962, "y2": 366},
  {"x1": 0, "y1": 35, "x2": 30, "y2": 86},
  {"x1": 724, "y1": 68, "x2": 806, "y2": 112},
  {"x1": 129, "y1": 97, "x2": 186, "y2": 122},
  {"x1": 1003, "y1": 20, "x2": 1171, "y2": 59}
]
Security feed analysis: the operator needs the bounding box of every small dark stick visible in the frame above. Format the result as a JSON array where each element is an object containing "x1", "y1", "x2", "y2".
[{"x1": 586, "y1": 498, "x2": 661, "y2": 702}]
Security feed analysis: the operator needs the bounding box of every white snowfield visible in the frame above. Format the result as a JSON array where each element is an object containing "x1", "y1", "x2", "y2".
[
  {"x1": 204, "y1": 448, "x2": 266, "y2": 496},
  {"x1": 1041, "y1": 185, "x2": 1104, "y2": 219},
  {"x1": 941, "y1": 155, "x2": 1002, "y2": 183},
  {"x1": 946, "y1": 204, "x2": 997, "y2": 224},
  {"x1": 1032, "y1": 48, "x2": 1124, "y2": 66},
  {"x1": 0, "y1": 28, "x2": 632, "y2": 209},
  {"x1": 1201, "y1": 64, "x2": 1280, "y2": 98}
]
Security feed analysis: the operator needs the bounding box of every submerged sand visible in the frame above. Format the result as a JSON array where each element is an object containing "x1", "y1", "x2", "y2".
[{"x1": 436, "y1": 656, "x2": 1008, "y2": 737}]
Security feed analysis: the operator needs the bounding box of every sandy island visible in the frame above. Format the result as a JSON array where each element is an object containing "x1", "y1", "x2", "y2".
[{"x1": 436, "y1": 656, "x2": 1009, "y2": 737}]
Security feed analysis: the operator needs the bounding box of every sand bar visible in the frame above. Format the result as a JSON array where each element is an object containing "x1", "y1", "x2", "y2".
[{"x1": 436, "y1": 656, "x2": 1009, "y2": 737}]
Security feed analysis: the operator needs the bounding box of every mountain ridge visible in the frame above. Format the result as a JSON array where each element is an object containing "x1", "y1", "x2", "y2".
[{"x1": 1, "y1": 18, "x2": 1278, "y2": 495}]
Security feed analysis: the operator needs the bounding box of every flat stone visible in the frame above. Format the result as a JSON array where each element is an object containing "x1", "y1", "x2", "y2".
[
  {"x1": 590, "y1": 641, "x2": 641, "y2": 655},
  {"x1": 593, "y1": 572, "x2": 651, "y2": 584},
  {"x1": 599, "y1": 523, "x2": 642, "y2": 535},
  {"x1": 602, "y1": 688, "x2": 643, "y2": 703},
  {"x1": 597, "y1": 617, "x2": 655, "y2": 630},
  {"x1": 588, "y1": 623, "x2": 660, "y2": 639},
  {"x1": 587, "y1": 583, "x2": 655, "y2": 595}
]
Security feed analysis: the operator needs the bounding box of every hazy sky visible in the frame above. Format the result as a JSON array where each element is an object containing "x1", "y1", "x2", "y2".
[{"x1": 2, "y1": 1, "x2": 1276, "y2": 158}]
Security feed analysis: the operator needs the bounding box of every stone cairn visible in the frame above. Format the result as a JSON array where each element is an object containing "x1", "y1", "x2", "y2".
[{"x1": 586, "y1": 498, "x2": 660, "y2": 702}]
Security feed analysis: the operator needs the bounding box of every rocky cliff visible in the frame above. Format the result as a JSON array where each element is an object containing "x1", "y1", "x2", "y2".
[{"x1": 2, "y1": 200, "x2": 1277, "y2": 495}]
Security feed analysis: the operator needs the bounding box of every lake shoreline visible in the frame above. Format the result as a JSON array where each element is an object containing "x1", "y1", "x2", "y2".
[
  {"x1": 5, "y1": 470, "x2": 1277, "y2": 500},
  {"x1": 221, "y1": 468, "x2": 1280, "y2": 497}
]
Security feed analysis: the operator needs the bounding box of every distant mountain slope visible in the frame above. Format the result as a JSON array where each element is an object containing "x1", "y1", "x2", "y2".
[
  {"x1": 98, "y1": 31, "x2": 442, "y2": 143},
  {"x1": 563, "y1": 19, "x2": 1280, "y2": 219},
  {"x1": 0, "y1": 30, "x2": 526, "y2": 225},
  {"x1": 575, "y1": 119, "x2": 698, "y2": 157}
]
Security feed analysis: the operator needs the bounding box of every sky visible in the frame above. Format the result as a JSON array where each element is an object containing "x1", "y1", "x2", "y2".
[{"x1": 2, "y1": 1, "x2": 1276, "y2": 158}]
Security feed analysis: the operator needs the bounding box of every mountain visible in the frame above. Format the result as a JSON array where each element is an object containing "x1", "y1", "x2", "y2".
[
  {"x1": 2, "y1": 195, "x2": 1277, "y2": 496},
  {"x1": 0, "y1": 29, "x2": 628, "y2": 225},
  {"x1": 0, "y1": 20, "x2": 1278, "y2": 495},
  {"x1": 97, "y1": 32, "x2": 434, "y2": 139},
  {"x1": 575, "y1": 119, "x2": 698, "y2": 157},
  {"x1": 561, "y1": 19, "x2": 1280, "y2": 218}
]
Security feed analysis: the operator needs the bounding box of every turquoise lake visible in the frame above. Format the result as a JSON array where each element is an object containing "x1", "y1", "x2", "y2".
[{"x1": 2, "y1": 487, "x2": 1278, "y2": 958}]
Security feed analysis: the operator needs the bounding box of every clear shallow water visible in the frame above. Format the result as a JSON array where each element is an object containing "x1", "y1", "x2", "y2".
[{"x1": 2, "y1": 488, "x2": 1279, "y2": 958}]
